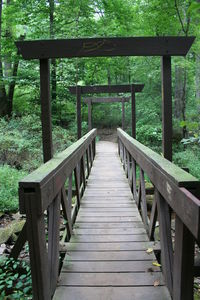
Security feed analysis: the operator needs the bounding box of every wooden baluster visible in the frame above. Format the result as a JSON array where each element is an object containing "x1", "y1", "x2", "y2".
[
  {"x1": 68, "y1": 173, "x2": 73, "y2": 220},
  {"x1": 132, "y1": 158, "x2": 138, "y2": 202},
  {"x1": 61, "y1": 186, "x2": 73, "y2": 240},
  {"x1": 81, "y1": 155, "x2": 86, "y2": 191},
  {"x1": 86, "y1": 148, "x2": 90, "y2": 178},
  {"x1": 139, "y1": 168, "x2": 148, "y2": 230},
  {"x1": 92, "y1": 138, "x2": 96, "y2": 157},
  {"x1": 156, "y1": 189, "x2": 173, "y2": 295},
  {"x1": 89, "y1": 143, "x2": 93, "y2": 167},
  {"x1": 74, "y1": 166, "x2": 81, "y2": 209},
  {"x1": 10, "y1": 223, "x2": 27, "y2": 259},
  {"x1": 173, "y1": 214, "x2": 194, "y2": 300},
  {"x1": 124, "y1": 147, "x2": 127, "y2": 173},
  {"x1": 90, "y1": 142, "x2": 94, "y2": 164},
  {"x1": 127, "y1": 151, "x2": 130, "y2": 184},
  {"x1": 25, "y1": 192, "x2": 50, "y2": 300},
  {"x1": 48, "y1": 193, "x2": 61, "y2": 295},
  {"x1": 149, "y1": 194, "x2": 158, "y2": 241}
]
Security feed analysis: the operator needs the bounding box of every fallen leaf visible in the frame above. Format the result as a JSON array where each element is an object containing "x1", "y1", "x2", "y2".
[
  {"x1": 152, "y1": 261, "x2": 161, "y2": 267},
  {"x1": 154, "y1": 280, "x2": 160, "y2": 287},
  {"x1": 147, "y1": 267, "x2": 154, "y2": 273},
  {"x1": 146, "y1": 248, "x2": 153, "y2": 254}
]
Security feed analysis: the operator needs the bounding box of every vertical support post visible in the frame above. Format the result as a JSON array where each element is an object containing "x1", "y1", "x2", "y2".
[
  {"x1": 40, "y1": 59, "x2": 53, "y2": 163},
  {"x1": 161, "y1": 56, "x2": 172, "y2": 161},
  {"x1": 131, "y1": 84, "x2": 136, "y2": 138},
  {"x1": 88, "y1": 99, "x2": 92, "y2": 131},
  {"x1": 173, "y1": 215, "x2": 194, "y2": 300},
  {"x1": 122, "y1": 98, "x2": 125, "y2": 130},
  {"x1": 76, "y1": 85, "x2": 81, "y2": 139}
]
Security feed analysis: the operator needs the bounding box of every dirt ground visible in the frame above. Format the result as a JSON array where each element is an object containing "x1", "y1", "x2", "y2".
[{"x1": 97, "y1": 128, "x2": 118, "y2": 143}]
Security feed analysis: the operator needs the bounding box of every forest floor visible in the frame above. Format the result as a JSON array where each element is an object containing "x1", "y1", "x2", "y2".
[{"x1": 97, "y1": 128, "x2": 118, "y2": 143}]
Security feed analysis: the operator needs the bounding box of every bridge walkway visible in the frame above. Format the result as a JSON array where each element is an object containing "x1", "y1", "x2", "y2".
[{"x1": 53, "y1": 141, "x2": 171, "y2": 300}]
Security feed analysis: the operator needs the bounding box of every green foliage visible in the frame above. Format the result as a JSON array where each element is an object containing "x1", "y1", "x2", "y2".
[
  {"x1": 0, "y1": 165, "x2": 27, "y2": 212},
  {"x1": 136, "y1": 125, "x2": 162, "y2": 153},
  {"x1": 0, "y1": 257, "x2": 32, "y2": 299},
  {"x1": 173, "y1": 147, "x2": 200, "y2": 180}
]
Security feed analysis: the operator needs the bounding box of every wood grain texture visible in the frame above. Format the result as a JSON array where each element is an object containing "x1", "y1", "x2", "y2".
[{"x1": 53, "y1": 141, "x2": 171, "y2": 300}]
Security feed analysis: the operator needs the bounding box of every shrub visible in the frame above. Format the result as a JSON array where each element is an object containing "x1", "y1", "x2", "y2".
[
  {"x1": 0, "y1": 165, "x2": 27, "y2": 212},
  {"x1": 0, "y1": 257, "x2": 32, "y2": 299}
]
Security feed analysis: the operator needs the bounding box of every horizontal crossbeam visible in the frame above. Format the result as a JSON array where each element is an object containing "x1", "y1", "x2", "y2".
[
  {"x1": 84, "y1": 97, "x2": 130, "y2": 103},
  {"x1": 69, "y1": 84, "x2": 144, "y2": 94},
  {"x1": 16, "y1": 37, "x2": 195, "y2": 59}
]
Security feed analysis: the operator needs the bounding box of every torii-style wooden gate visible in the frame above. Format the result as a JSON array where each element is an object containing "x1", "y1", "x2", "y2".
[
  {"x1": 69, "y1": 84, "x2": 144, "y2": 137},
  {"x1": 84, "y1": 96, "x2": 130, "y2": 131},
  {"x1": 16, "y1": 36, "x2": 195, "y2": 162}
]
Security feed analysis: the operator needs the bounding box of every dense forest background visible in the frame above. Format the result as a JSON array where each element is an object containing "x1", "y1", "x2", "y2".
[{"x1": 0, "y1": 0, "x2": 200, "y2": 212}]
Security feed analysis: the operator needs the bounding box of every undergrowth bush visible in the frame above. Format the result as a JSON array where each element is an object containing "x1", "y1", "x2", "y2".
[
  {"x1": 0, "y1": 114, "x2": 77, "y2": 172},
  {"x1": 0, "y1": 165, "x2": 27, "y2": 212},
  {"x1": 0, "y1": 257, "x2": 32, "y2": 299},
  {"x1": 173, "y1": 147, "x2": 200, "y2": 180}
]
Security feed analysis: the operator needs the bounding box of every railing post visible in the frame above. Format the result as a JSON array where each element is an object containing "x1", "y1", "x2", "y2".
[
  {"x1": 48, "y1": 193, "x2": 61, "y2": 296},
  {"x1": 24, "y1": 192, "x2": 50, "y2": 300},
  {"x1": 173, "y1": 215, "x2": 194, "y2": 300},
  {"x1": 76, "y1": 85, "x2": 82, "y2": 139},
  {"x1": 161, "y1": 56, "x2": 172, "y2": 161}
]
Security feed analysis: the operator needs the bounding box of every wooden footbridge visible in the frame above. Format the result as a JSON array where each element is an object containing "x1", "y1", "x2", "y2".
[{"x1": 11, "y1": 36, "x2": 200, "y2": 299}]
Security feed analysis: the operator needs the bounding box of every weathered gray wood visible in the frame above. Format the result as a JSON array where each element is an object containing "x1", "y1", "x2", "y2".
[
  {"x1": 74, "y1": 228, "x2": 146, "y2": 235},
  {"x1": 10, "y1": 222, "x2": 27, "y2": 259},
  {"x1": 117, "y1": 129, "x2": 200, "y2": 240},
  {"x1": 173, "y1": 214, "x2": 194, "y2": 300},
  {"x1": 84, "y1": 96, "x2": 130, "y2": 103},
  {"x1": 66, "y1": 241, "x2": 161, "y2": 251},
  {"x1": 70, "y1": 234, "x2": 148, "y2": 242},
  {"x1": 88, "y1": 100, "x2": 92, "y2": 131},
  {"x1": 161, "y1": 56, "x2": 172, "y2": 161},
  {"x1": 49, "y1": 140, "x2": 171, "y2": 299},
  {"x1": 76, "y1": 85, "x2": 82, "y2": 139},
  {"x1": 25, "y1": 193, "x2": 50, "y2": 300},
  {"x1": 54, "y1": 286, "x2": 171, "y2": 300},
  {"x1": 48, "y1": 194, "x2": 61, "y2": 295},
  {"x1": 131, "y1": 84, "x2": 136, "y2": 138},
  {"x1": 62, "y1": 261, "x2": 159, "y2": 272},
  {"x1": 61, "y1": 187, "x2": 72, "y2": 239},
  {"x1": 140, "y1": 168, "x2": 149, "y2": 230},
  {"x1": 40, "y1": 59, "x2": 53, "y2": 163},
  {"x1": 19, "y1": 129, "x2": 97, "y2": 214},
  {"x1": 58, "y1": 272, "x2": 165, "y2": 286},
  {"x1": 156, "y1": 189, "x2": 173, "y2": 295},
  {"x1": 74, "y1": 166, "x2": 80, "y2": 208},
  {"x1": 16, "y1": 36, "x2": 195, "y2": 59},
  {"x1": 122, "y1": 99, "x2": 125, "y2": 130},
  {"x1": 149, "y1": 197, "x2": 157, "y2": 241}
]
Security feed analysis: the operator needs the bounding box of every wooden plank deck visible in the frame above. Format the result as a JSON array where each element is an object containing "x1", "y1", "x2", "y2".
[{"x1": 53, "y1": 141, "x2": 171, "y2": 300}]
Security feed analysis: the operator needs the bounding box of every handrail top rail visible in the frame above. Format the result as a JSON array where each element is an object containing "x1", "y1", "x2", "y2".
[
  {"x1": 20, "y1": 129, "x2": 97, "y2": 188},
  {"x1": 19, "y1": 129, "x2": 97, "y2": 214},
  {"x1": 117, "y1": 128, "x2": 200, "y2": 189}
]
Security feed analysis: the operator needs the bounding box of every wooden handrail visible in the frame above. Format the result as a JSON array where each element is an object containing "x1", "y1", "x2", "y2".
[
  {"x1": 117, "y1": 128, "x2": 200, "y2": 300},
  {"x1": 11, "y1": 129, "x2": 97, "y2": 300},
  {"x1": 19, "y1": 129, "x2": 97, "y2": 214}
]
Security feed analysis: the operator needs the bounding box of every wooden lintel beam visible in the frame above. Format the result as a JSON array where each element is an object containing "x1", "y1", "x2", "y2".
[
  {"x1": 84, "y1": 97, "x2": 130, "y2": 103},
  {"x1": 16, "y1": 37, "x2": 195, "y2": 59},
  {"x1": 69, "y1": 84, "x2": 144, "y2": 94}
]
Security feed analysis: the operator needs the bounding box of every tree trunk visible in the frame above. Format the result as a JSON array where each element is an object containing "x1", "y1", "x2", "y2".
[
  {"x1": 174, "y1": 65, "x2": 184, "y2": 119},
  {"x1": 196, "y1": 54, "x2": 200, "y2": 112},
  {"x1": 0, "y1": 0, "x2": 8, "y2": 116},
  {"x1": 49, "y1": 0, "x2": 56, "y2": 103}
]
